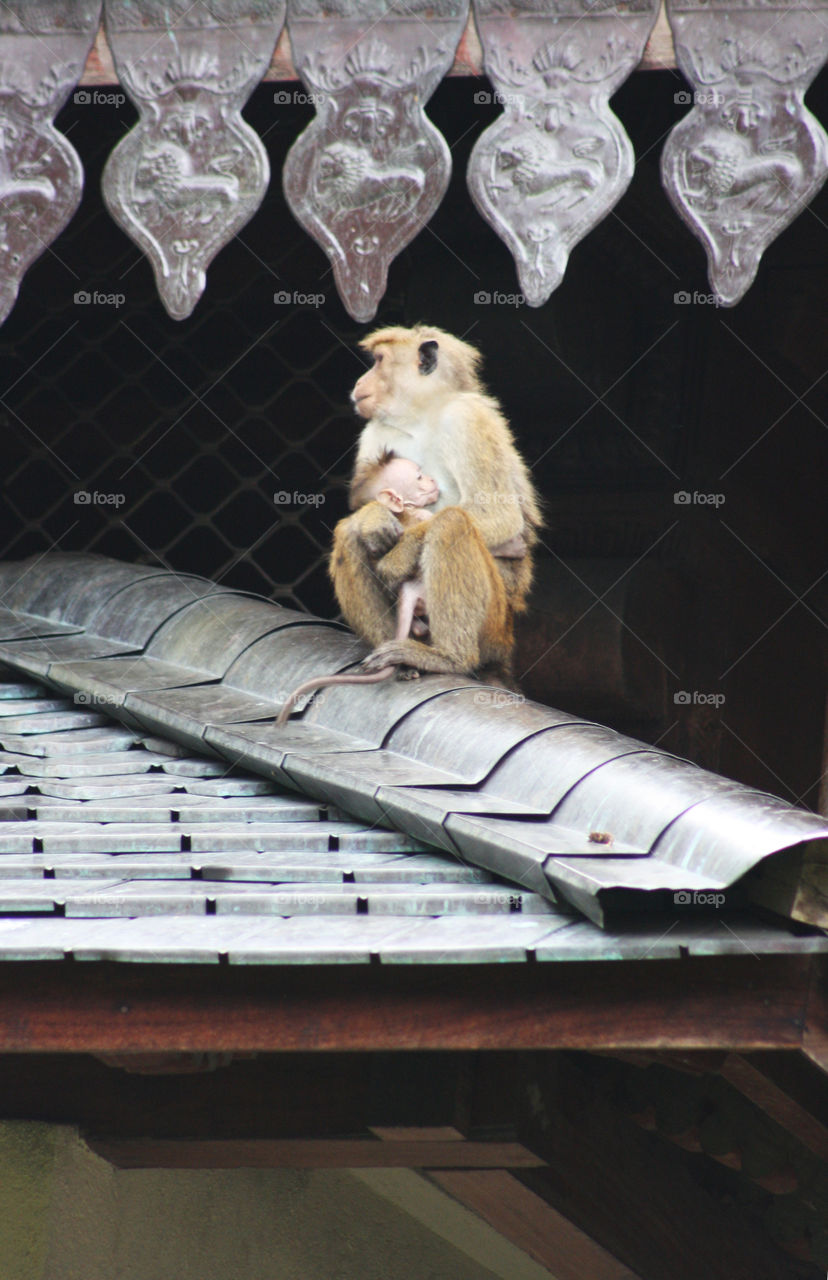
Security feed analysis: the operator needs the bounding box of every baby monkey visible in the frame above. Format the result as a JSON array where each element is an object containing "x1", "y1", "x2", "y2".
[
  {"x1": 276, "y1": 450, "x2": 510, "y2": 724},
  {"x1": 354, "y1": 451, "x2": 439, "y2": 644}
]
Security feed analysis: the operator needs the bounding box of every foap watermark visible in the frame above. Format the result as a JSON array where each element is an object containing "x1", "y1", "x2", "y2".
[
  {"x1": 674, "y1": 490, "x2": 725, "y2": 508},
  {"x1": 674, "y1": 690, "x2": 726, "y2": 708},
  {"x1": 473, "y1": 690, "x2": 526, "y2": 709},
  {"x1": 274, "y1": 290, "x2": 325, "y2": 307},
  {"x1": 474, "y1": 290, "x2": 525, "y2": 307},
  {"x1": 674, "y1": 290, "x2": 723, "y2": 307},
  {"x1": 673, "y1": 89, "x2": 724, "y2": 107},
  {"x1": 73, "y1": 89, "x2": 126, "y2": 107},
  {"x1": 674, "y1": 890, "x2": 726, "y2": 908},
  {"x1": 273, "y1": 89, "x2": 324, "y2": 106},
  {"x1": 74, "y1": 290, "x2": 125, "y2": 308},
  {"x1": 74, "y1": 691, "x2": 120, "y2": 709},
  {"x1": 474, "y1": 491, "x2": 522, "y2": 507},
  {"x1": 74, "y1": 490, "x2": 125, "y2": 507},
  {"x1": 274, "y1": 490, "x2": 326, "y2": 507},
  {"x1": 473, "y1": 89, "x2": 522, "y2": 107},
  {"x1": 475, "y1": 891, "x2": 523, "y2": 907}
]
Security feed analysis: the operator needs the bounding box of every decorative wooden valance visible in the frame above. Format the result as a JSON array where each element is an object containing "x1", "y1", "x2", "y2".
[{"x1": 0, "y1": 2, "x2": 825, "y2": 322}]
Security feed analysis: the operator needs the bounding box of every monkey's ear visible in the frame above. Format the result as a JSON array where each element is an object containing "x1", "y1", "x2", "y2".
[{"x1": 417, "y1": 340, "x2": 439, "y2": 376}]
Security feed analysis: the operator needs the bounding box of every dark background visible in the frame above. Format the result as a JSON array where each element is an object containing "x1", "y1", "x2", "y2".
[{"x1": 1, "y1": 69, "x2": 826, "y2": 806}]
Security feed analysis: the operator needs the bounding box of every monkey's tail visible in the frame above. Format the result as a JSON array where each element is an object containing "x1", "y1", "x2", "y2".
[{"x1": 275, "y1": 666, "x2": 397, "y2": 727}]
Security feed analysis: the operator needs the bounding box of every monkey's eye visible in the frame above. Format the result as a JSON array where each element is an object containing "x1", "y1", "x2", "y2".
[{"x1": 374, "y1": 353, "x2": 383, "y2": 366}]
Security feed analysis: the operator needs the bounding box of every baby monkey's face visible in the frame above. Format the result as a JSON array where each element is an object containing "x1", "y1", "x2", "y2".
[{"x1": 378, "y1": 457, "x2": 439, "y2": 508}]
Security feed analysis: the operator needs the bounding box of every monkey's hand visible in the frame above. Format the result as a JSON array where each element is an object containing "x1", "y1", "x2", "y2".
[
  {"x1": 361, "y1": 640, "x2": 412, "y2": 673},
  {"x1": 346, "y1": 500, "x2": 403, "y2": 559}
]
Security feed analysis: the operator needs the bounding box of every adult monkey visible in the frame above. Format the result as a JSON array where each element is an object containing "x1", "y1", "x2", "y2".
[{"x1": 334, "y1": 323, "x2": 542, "y2": 676}]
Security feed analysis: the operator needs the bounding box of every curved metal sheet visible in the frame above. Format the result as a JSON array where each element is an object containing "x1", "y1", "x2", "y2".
[
  {"x1": 651, "y1": 789, "x2": 828, "y2": 882},
  {"x1": 144, "y1": 593, "x2": 303, "y2": 669},
  {"x1": 301, "y1": 674, "x2": 482, "y2": 746},
  {"x1": 0, "y1": 555, "x2": 140, "y2": 619},
  {"x1": 221, "y1": 624, "x2": 365, "y2": 705},
  {"x1": 84, "y1": 574, "x2": 220, "y2": 644},
  {"x1": 383, "y1": 688, "x2": 587, "y2": 782},
  {"x1": 0, "y1": 554, "x2": 154, "y2": 620},
  {"x1": 549, "y1": 749, "x2": 751, "y2": 852},
  {"x1": 374, "y1": 785, "x2": 550, "y2": 853},
  {"x1": 482, "y1": 721, "x2": 650, "y2": 809},
  {"x1": 282, "y1": 749, "x2": 467, "y2": 825}
]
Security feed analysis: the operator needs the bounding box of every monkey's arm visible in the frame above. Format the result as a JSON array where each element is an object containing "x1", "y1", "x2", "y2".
[
  {"x1": 374, "y1": 523, "x2": 428, "y2": 593},
  {"x1": 440, "y1": 398, "x2": 539, "y2": 548},
  {"x1": 342, "y1": 499, "x2": 404, "y2": 557},
  {"x1": 329, "y1": 511, "x2": 400, "y2": 648}
]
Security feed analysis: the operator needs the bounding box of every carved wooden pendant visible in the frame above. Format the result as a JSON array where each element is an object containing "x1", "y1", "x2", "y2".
[
  {"x1": 102, "y1": 1, "x2": 285, "y2": 321},
  {"x1": 283, "y1": 0, "x2": 469, "y2": 323},
  {"x1": 467, "y1": 0, "x2": 658, "y2": 306},
  {"x1": 662, "y1": 0, "x2": 828, "y2": 305},
  {"x1": 0, "y1": 2, "x2": 101, "y2": 324}
]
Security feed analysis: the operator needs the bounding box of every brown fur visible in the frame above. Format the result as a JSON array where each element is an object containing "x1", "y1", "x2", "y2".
[
  {"x1": 349, "y1": 325, "x2": 542, "y2": 615},
  {"x1": 325, "y1": 326, "x2": 540, "y2": 687}
]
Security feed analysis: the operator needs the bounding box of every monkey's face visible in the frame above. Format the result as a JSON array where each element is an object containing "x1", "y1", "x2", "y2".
[
  {"x1": 377, "y1": 456, "x2": 439, "y2": 509},
  {"x1": 352, "y1": 336, "x2": 453, "y2": 421},
  {"x1": 351, "y1": 343, "x2": 400, "y2": 419}
]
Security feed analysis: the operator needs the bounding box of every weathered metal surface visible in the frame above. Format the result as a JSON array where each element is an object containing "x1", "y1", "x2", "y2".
[
  {"x1": 446, "y1": 812, "x2": 641, "y2": 897},
  {"x1": 651, "y1": 789, "x2": 828, "y2": 880},
  {"x1": 102, "y1": 0, "x2": 285, "y2": 320},
  {"x1": 1, "y1": 554, "x2": 147, "y2": 620},
  {"x1": 549, "y1": 750, "x2": 750, "y2": 851},
  {"x1": 0, "y1": 709, "x2": 109, "y2": 734},
  {"x1": 0, "y1": 877, "x2": 126, "y2": 913},
  {"x1": 46, "y1": 657, "x2": 217, "y2": 708},
  {"x1": 283, "y1": 0, "x2": 469, "y2": 321},
  {"x1": 0, "y1": 682, "x2": 41, "y2": 699},
  {"x1": 661, "y1": 0, "x2": 828, "y2": 304},
  {"x1": 302, "y1": 674, "x2": 481, "y2": 745},
  {"x1": 482, "y1": 721, "x2": 649, "y2": 809},
  {"x1": 0, "y1": 725, "x2": 139, "y2": 756},
  {"x1": 13, "y1": 750, "x2": 163, "y2": 777},
  {"x1": 468, "y1": 0, "x2": 659, "y2": 305},
  {"x1": 373, "y1": 785, "x2": 549, "y2": 854},
  {"x1": 85, "y1": 574, "x2": 223, "y2": 644},
  {"x1": 123, "y1": 685, "x2": 282, "y2": 752},
  {"x1": 221, "y1": 623, "x2": 365, "y2": 705},
  {"x1": 282, "y1": 749, "x2": 467, "y2": 824},
  {"x1": 541, "y1": 854, "x2": 726, "y2": 924},
  {"x1": 534, "y1": 914, "x2": 828, "y2": 962},
  {"x1": 0, "y1": 556, "x2": 826, "y2": 938},
  {"x1": 204, "y1": 721, "x2": 374, "y2": 782},
  {"x1": 0, "y1": 611, "x2": 83, "y2": 642},
  {"x1": 0, "y1": 634, "x2": 141, "y2": 680},
  {"x1": 383, "y1": 687, "x2": 586, "y2": 782},
  {"x1": 0, "y1": 2, "x2": 102, "y2": 324}
]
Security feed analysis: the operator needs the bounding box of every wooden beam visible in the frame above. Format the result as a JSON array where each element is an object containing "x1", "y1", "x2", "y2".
[
  {"x1": 510, "y1": 1054, "x2": 802, "y2": 1280},
  {"x1": 0, "y1": 958, "x2": 815, "y2": 1054},
  {"x1": 803, "y1": 954, "x2": 828, "y2": 1074},
  {"x1": 430, "y1": 1170, "x2": 643, "y2": 1280},
  {"x1": 86, "y1": 1136, "x2": 545, "y2": 1171},
  {"x1": 719, "y1": 1052, "x2": 828, "y2": 1161}
]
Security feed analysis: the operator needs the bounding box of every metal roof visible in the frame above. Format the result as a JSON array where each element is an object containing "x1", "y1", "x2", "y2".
[{"x1": 0, "y1": 551, "x2": 824, "y2": 948}]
